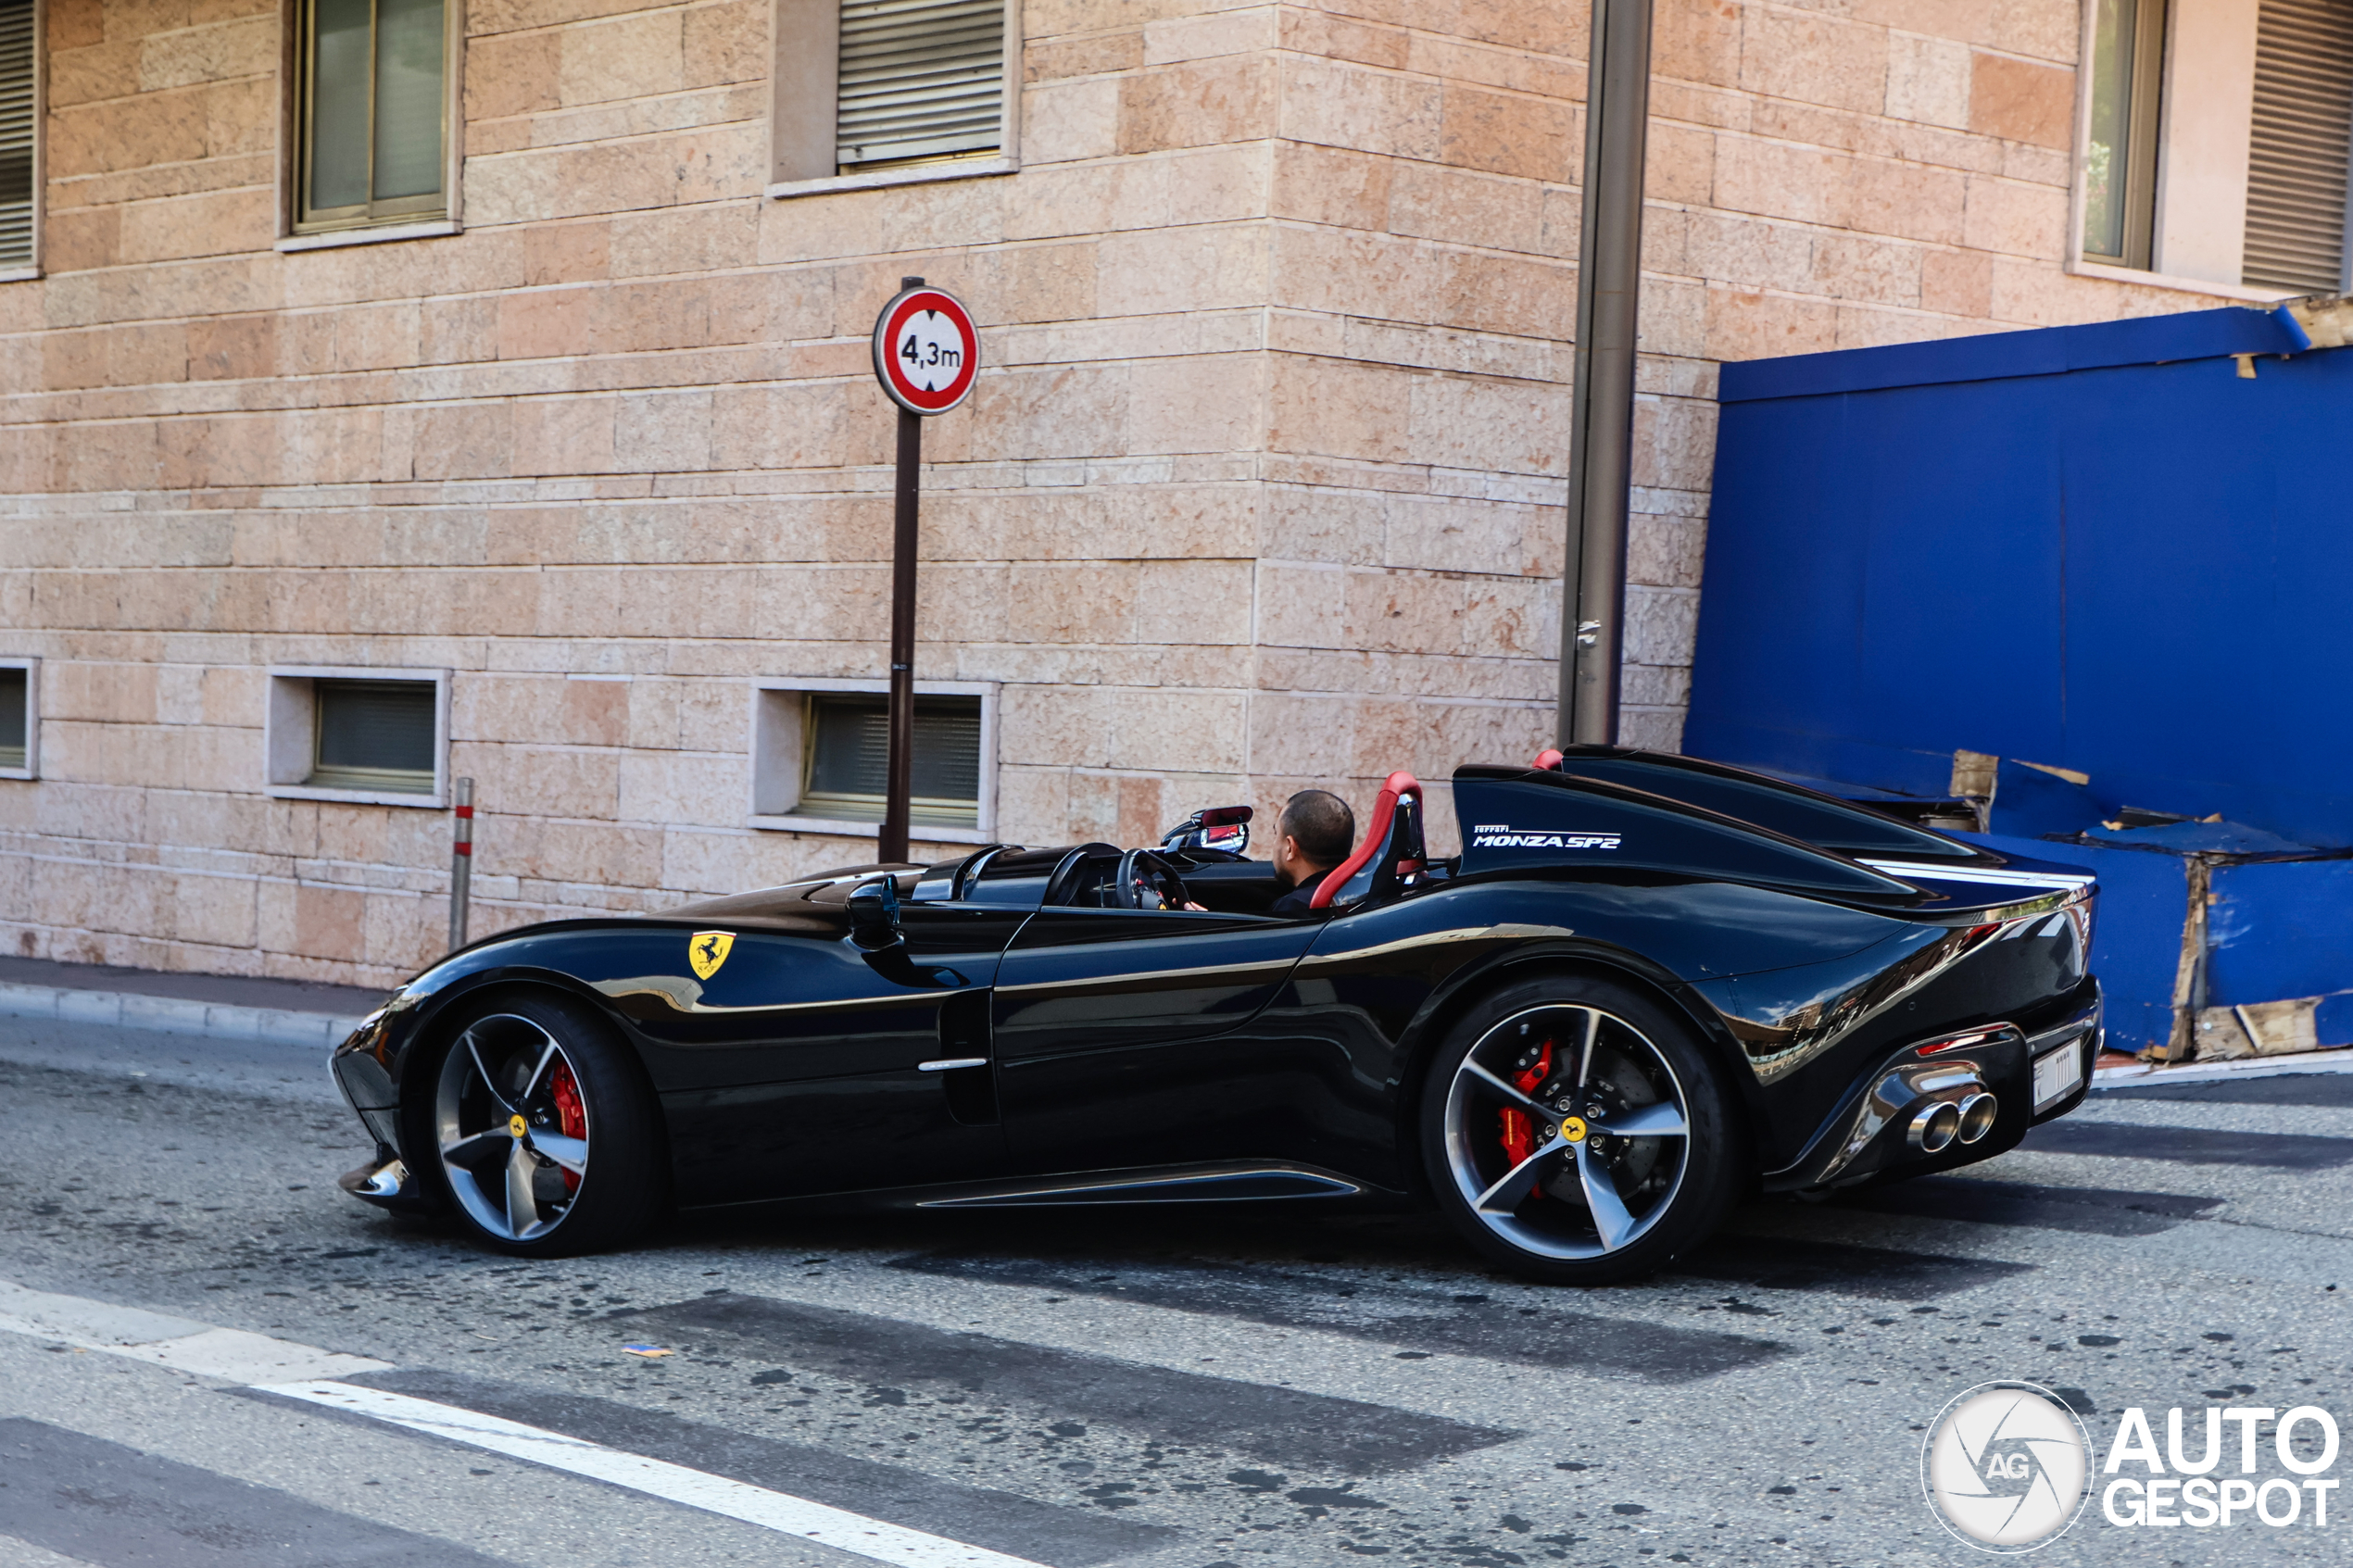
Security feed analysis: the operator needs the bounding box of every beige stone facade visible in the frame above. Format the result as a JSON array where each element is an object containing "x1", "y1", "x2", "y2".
[{"x1": 5, "y1": 0, "x2": 2262, "y2": 985}]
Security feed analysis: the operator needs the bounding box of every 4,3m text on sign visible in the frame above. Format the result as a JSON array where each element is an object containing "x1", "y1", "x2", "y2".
[{"x1": 873, "y1": 285, "x2": 979, "y2": 415}]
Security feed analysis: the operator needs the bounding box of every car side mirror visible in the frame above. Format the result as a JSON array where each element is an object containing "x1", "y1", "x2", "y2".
[
  {"x1": 1160, "y1": 803, "x2": 1252, "y2": 856},
  {"x1": 847, "y1": 877, "x2": 904, "y2": 952}
]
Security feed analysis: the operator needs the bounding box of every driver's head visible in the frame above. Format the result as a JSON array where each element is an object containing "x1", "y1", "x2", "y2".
[{"x1": 1276, "y1": 790, "x2": 1354, "y2": 880}]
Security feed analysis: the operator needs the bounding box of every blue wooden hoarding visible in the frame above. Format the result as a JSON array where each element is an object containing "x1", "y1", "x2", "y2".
[{"x1": 1691, "y1": 305, "x2": 2353, "y2": 1055}]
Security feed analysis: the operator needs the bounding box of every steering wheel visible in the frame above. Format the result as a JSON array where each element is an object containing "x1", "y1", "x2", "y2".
[{"x1": 1111, "y1": 848, "x2": 1190, "y2": 911}]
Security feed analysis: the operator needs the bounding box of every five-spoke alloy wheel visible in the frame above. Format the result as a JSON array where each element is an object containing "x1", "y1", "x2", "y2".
[
  {"x1": 418, "y1": 994, "x2": 664, "y2": 1256},
  {"x1": 1423, "y1": 976, "x2": 1742, "y2": 1285}
]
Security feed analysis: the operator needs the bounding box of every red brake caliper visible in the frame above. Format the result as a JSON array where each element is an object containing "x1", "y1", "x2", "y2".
[
  {"x1": 549, "y1": 1061, "x2": 586, "y2": 1195},
  {"x1": 1498, "y1": 1039, "x2": 1554, "y2": 1171}
]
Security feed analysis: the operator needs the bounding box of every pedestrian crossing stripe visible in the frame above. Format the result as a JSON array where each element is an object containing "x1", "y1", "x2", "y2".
[
  {"x1": 261, "y1": 1381, "x2": 1051, "y2": 1568},
  {"x1": 0, "y1": 1276, "x2": 1048, "y2": 1568}
]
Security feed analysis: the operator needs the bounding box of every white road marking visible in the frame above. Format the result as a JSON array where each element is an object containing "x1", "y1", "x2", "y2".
[
  {"x1": 0, "y1": 1277, "x2": 1056, "y2": 1568},
  {"x1": 262, "y1": 1380, "x2": 1052, "y2": 1568},
  {"x1": 0, "y1": 1277, "x2": 390, "y2": 1382},
  {"x1": 119, "y1": 1325, "x2": 399, "y2": 1384}
]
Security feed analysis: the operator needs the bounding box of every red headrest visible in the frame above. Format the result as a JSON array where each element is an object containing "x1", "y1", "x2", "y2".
[
  {"x1": 1310, "y1": 771, "x2": 1424, "y2": 910},
  {"x1": 1532, "y1": 748, "x2": 1565, "y2": 770}
]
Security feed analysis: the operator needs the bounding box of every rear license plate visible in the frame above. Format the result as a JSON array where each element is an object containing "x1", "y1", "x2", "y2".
[{"x1": 2032, "y1": 1039, "x2": 2084, "y2": 1110}]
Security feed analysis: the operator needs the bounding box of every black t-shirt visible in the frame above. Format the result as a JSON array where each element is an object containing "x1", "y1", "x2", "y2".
[{"x1": 1270, "y1": 867, "x2": 1332, "y2": 917}]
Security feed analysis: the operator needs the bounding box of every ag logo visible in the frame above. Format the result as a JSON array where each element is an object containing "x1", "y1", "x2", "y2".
[
  {"x1": 688, "y1": 931, "x2": 735, "y2": 981},
  {"x1": 1922, "y1": 1382, "x2": 2093, "y2": 1552}
]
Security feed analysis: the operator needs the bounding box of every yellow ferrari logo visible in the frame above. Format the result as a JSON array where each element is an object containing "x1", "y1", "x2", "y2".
[
  {"x1": 689, "y1": 930, "x2": 735, "y2": 980},
  {"x1": 1559, "y1": 1115, "x2": 1589, "y2": 1144},
  {"x1": 508, "y1": 1113, "x2": 528, "y2": 1139}
]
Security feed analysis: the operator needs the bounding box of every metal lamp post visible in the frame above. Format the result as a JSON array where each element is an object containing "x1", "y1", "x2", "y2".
[{"x1": 1559, "y1": 0, "x2": 1657, "y2": 748}]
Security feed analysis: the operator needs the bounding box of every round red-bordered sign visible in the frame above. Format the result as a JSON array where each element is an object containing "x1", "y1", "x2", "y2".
[{"x1": 873, "y1": 286, "x2": 980, "y2": 415}]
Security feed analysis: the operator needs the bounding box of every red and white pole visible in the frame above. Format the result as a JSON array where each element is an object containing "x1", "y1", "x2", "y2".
[{"x1": 448, "y1": 777, "x2": 474, "y2": 952}]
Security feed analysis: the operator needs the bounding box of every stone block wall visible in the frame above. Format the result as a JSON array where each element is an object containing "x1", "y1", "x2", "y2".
[{"x1": 2, "y1": 0, "x2": 2242, "y2": 985}]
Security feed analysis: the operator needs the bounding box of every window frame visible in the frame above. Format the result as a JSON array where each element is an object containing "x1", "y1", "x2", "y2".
[
  {"x1": 2065, "y1": 0, "x2": 2308, "y2": 299},
  {"x1": 283, "y1": 0, "x2": 465, "y2": 239},
  {"x1": 0, "y1": 0, "x2": 43, "y2": 283},
  {"x1": 766, "y1": 0, "x2": 1021, "y2": 199},
  {"x1": 266, "y1": 665, "x2": 451, "y2": 807},
  {"x1": 748, "y1": 676, "x2": 998, "y2": 843},
  {"x1": 0, "y1": 656, "x2": 38, "y2": 780},
  {"x1": 2077, "y1": 0, "x2": 2168, "y2": 271}
]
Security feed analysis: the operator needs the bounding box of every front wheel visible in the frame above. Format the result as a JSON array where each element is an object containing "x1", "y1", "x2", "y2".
[
  {"x1": 1420, "y1": 976, "x2": 1743, "y2": 1286},
  {"x1": 413, "y1": 993, "x2": 667, "y2": 1257}
]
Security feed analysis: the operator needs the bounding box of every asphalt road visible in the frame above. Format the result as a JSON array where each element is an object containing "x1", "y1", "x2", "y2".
[{"x1": 1, "y1": 1013, "x2": 2349, "y2": 1567}]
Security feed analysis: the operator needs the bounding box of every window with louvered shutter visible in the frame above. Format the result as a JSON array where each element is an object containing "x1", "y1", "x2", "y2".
[
  {"x1": 799, "y1": 692, "x2": 982, "y2": 827},
  {"x1": 2245, "y1": 0, "x2": 2353, "y2": 293},
  {"x1": 0, "y1": 0, "x2": 33, "y2": 270},
  {"x1": 308, "y1": 679, "x2": 438, "y2": 793},
  {"x1": 836, "y1": 0, "x2": 1005, "y2": 171}
]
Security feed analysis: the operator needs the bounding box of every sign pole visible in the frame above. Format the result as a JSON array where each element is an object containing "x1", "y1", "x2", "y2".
[
  {"x1": 882, "y1": 396, "x2": 921, "y2": 866},
  {"x1": 869, "y1": 276, "x2": 980, "y2": 869}
]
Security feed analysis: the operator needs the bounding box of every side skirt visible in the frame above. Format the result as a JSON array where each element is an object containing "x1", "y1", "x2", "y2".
[
  {"x1": 918, "y1": 1163, "x2": 1366, "y2": 1208},
  {"x1": 683, "y1": 1160, "x2": 1413, "y2": 1215}
]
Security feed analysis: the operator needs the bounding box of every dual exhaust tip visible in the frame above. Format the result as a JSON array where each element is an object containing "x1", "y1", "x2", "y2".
[{"x1": 1909, "y1": 1092, "x2": 1998, "y2": 1154}]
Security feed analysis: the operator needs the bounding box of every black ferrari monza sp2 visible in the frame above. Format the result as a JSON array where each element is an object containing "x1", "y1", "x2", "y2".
[{"x1": 333, "y1": 747, "x2": 2100, "y2": 1284}]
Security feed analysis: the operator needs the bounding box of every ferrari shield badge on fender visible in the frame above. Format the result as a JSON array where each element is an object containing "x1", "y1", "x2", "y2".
[{"x1": 688, "y1": 931, "x2": 735, "y2": 981}]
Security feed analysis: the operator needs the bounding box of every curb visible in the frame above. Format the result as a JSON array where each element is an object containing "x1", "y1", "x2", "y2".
[
  {"x1": 2093, "y1": 1046, "x2": 2353, "y2": 1088},
  {"x1": 0, "y1": 981, "x2": 366, "y2": 1049}
]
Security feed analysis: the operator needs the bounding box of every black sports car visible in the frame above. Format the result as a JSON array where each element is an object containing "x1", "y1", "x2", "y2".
[{"x1": 331, "y1": 747, "x2": 2100, "y2": 1284}]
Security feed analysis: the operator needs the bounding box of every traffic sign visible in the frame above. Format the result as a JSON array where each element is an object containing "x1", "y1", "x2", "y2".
[
  {"x1": 872, "y1": 285, "x2": 979, "y2": 415},
  {"x1": 866, "y1": 277, "x2": 979, "y2": 867}
]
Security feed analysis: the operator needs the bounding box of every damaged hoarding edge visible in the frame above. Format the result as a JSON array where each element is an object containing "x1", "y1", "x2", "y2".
[{"x1": 1725, "y1": 746, "x2": 2353, "y2": 1067}]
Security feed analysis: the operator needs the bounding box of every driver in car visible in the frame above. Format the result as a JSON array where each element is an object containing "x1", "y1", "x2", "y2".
[{"x1": 1268, "y1": 790, "x2": 1355, "y2": 916}]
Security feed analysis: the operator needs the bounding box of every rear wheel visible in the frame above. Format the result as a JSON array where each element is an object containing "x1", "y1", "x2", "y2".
[
  {"x1": 1420, "y1": 976, "x2": 1743, "y2": 1285},
  {"x1": 415, "y1": 993, "x2": 666, "y2": 1257}
]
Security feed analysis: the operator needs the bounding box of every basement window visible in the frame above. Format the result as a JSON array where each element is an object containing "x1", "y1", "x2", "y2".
[
  {"x1": 749, "y1": 680, "x2": 995, "y2": 840},
  {"x1": 801, "y1": 692, "x2": 981, "y2": 826},
  {"x1": 310, "y1": 680, "x2": 438, "y2": 793},
  {"x1": 0, "y1": 659, "x2": 34, "y2": 777},
  {"x1": 267, "y1": 667, "x2": 448, "y2": 806}
]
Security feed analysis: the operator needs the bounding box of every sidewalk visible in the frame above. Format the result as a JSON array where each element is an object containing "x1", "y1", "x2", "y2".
[
  {"x1": 0, "y1": 955, "x2": 382, "y2": 1048},
  {"x1": 2092, "y1": 1045, "x2": 2353, "y2": 1087}
]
